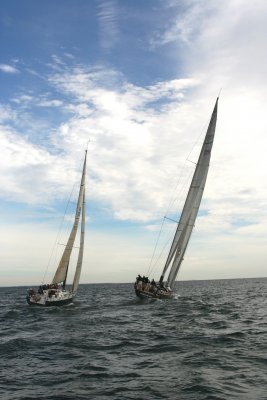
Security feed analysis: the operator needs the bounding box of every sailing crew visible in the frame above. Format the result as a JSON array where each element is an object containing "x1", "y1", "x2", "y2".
[{"x1": 38, "y1": 286, "x2": 43, "y2": 294}]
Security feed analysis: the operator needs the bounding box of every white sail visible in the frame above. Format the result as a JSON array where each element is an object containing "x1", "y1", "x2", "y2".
[
  {"x1": 52, "y1": 151, "x2": 87, "y2": 285},
  {"x1": 72, "y1": 190, "x2": 85, "y2": 294},
  {"x1": 161, "y1": 98, "x2": 218, "y2": 289}
]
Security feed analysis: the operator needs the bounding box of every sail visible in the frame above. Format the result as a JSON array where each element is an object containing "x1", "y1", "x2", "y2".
[
  {"x1": 72, "y1": 190, "x2": 85, "y2": 294},
  {"x1": 52, "y1": 151, "x2": 87, "y2": 284},
  {"x1": 161, "y1": 98, "x2": 218, "y2": 288}
]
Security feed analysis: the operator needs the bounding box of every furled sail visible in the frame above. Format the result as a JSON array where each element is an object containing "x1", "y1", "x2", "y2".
[
  {"x1": 52, "y1": 151, "x2": 87, "y2": 285},
  {"x1": 160, "y1": 98, "x2": 218, "y2": 289},
  {"x1": 72, "y1": 190, "x2": 85, "y2": 294}
]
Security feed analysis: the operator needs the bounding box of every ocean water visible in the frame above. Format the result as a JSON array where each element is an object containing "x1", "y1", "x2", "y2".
[{"x1": 0, "y1": 278, "x2": 266, "y2": 400}]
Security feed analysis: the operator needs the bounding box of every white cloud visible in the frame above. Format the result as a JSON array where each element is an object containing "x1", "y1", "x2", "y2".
[
  {"x1": 38, "y1": 99, "x2": 63, "y2": 107},
  {"x1": 0, "y1": 64, "x2": 19, "y2": 73},
  {"x1": 2, "y1": 54, "x2": 266, "y2": 234},
  {"x1": 47, "y1": 67, "x2": 200, "y2": 222},
  {"x1": 0, "y1": 64, "x2": 202, "y2": 226},
  {"x1": 1, "y1": 0, "x2": 267, "y2": 283},
  {"x1": 97, "y1": 0, "x2": 119, "y2": 50},
  {"x1": 64, "y1": 103, "x2": 93, "y2": 117},
  {"x1": 0, "y1": 126, "x2": 80, "y2": 205},
  {"x1": 145, "y1": 0, "x2": 267, "y2": 280},
  {"x1": 11, "y1": 94, "x2": 33, "y2": 105},
  {"x1": 0, "y1": 104, "x2": 16, "y2": 122}
]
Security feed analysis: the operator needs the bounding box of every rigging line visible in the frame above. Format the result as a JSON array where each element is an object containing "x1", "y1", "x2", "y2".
[
  {"x1": 166, "y1": 102, "x2": 213, "y2": 217},
  {"x1": 148, "y1": 158, "x2": 194, "y2": 279},
  {"x1": 164, "y1": 216, "x2": 178, "y2": 224},
  {"x1": 165, "y1": 149, "x2": 197, "y2": 218},
  {"x1": 149, "y1": 218, "x2": 178, "y2": 273},
  {"x1": 185, "y1": 114, "x2": 211, "y2": 163},
  {"x1": 148, "y1": 225, "x2": 177, "y2": 278},
  {"x1": 58, "y1": 243, "x2": 80, "y2": 249},
  {"x1": 166, "y1": 166, "x2": 192, "y2": 224},
  {"x1": 41, "y1": 179, "x2": 79, "y2": 284},
  {"x1": 149, "y1": 216, "x2": 194, "y2": 279},
  {"x1": 187, "y1": 159, "x2": 197, "y2": 165},
  {"x1": 42, "y1": 183, "x2": 76, "y2": 283},
  {"x1": 165, "y1": 160, "x2": 188, "y2": 217},
  {"x1": 146, "y1": 109, "x2": 211, "y2": 280},
  {"x1": 146, "y1": 165, "x2": 191, "y2": 278},
  {"x1": 146, "y1": 217, "x2": 166, "y2": 277}
]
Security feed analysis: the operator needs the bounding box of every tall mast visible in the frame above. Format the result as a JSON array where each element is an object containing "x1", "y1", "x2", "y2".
[
  {"x1": 52, "y1": 150, "x2": 87, "y2": 285},
  {"x1": 159, "y1": 98, "x2": 218, "y2": 288},
  {"x1": 72, "y1": 189, "x2": 86, "y2": 294}
]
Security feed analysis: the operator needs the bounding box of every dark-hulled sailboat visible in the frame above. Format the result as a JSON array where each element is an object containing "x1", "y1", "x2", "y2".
[
  {"x1": 27, "y1": 151, "x2": 87, "y2": 306},
  {"x1": 135, "y1": 98, "x2": 219, "y2": 299}
]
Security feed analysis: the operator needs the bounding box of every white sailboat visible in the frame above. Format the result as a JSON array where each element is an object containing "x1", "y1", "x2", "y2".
[
  {"x1": 135, "y1": 98, "x2": 219, "y2": 299},
  {"x1": 27, "y1": 150, "x2": 87, "y2": 306}
]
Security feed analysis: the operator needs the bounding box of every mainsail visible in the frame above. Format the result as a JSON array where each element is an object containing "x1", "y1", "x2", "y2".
[
  {"x1": 52, "y1": 151, "x2": 87, "y2": 285},
  {"x1": 160, "y1": 98, "x2": 218, "y2": 289}
]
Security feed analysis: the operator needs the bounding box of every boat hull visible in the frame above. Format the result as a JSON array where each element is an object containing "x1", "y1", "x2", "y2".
[
  {"x1": 26, "y1": 295, "x2": 74, "y2": 307},
  {"x1": 26, "y1": 289, "x2": 75, "y2": 307},
  {"x1": 135, "y1": 287, "x2": 173, "y2": 300}
]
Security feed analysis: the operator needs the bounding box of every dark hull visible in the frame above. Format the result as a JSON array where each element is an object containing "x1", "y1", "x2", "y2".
[
  {"x1": 26, "y1": 296, "x2": 74, "y2": 307},
  {"x1": 135, "y1": 287, "x2": 173, "y2": 300}
]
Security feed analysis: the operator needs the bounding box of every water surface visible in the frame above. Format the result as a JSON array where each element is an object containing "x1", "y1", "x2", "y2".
[{"x1": 0, "y1": 278, "x2": 266, "y2": 399}]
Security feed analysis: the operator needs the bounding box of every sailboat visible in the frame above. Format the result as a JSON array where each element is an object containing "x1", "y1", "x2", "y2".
[
  {"x1": 26, "y1": 150, "x2": 87, "y2": 306},
  {"x1": 135, "y1": 98, "x2": 219, "y2": 299}
]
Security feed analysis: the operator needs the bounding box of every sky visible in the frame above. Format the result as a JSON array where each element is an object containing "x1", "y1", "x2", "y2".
[{"x1": 0, "y1": 0, "x2": 266, "y2": 286}]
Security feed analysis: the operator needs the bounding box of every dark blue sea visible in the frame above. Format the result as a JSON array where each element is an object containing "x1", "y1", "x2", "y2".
[{"x1": 0, "y1": 278, "x2": 266, "y2": 400}]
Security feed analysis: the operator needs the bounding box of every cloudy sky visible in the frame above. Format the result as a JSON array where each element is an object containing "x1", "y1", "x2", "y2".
[{"x1": 0, "y1": 0, "x2": 266, "y2": 286}]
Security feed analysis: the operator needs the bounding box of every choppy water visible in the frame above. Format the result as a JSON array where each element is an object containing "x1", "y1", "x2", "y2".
[{"x1": 0, "y1": 278, "x2": 266, "y2": 400}]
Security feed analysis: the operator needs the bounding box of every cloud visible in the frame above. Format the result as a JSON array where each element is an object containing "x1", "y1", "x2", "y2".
[
  {"x1": 0, "y1": 104, "x2": 17, "y2": 122},
  {"x1": 143, "y1": 0, "x2": 267, "y2": 280},
  {"x1": 0, "y1": 125, "x2": 80, "y2": 205},
  {"x1": 97, "y1": 0, "x2": 119, "y2": 50},
  {"x1": 0, "y1": 64, "x2": 19, "y2": 74},
  {"x1": 38, "y1": 99, "x2": 63, "y2": 107},
  {"x1": 46, "y1": 65, "x2": 200, "y2": 222},
  {"x1": 11, "y1": 91, "x2": 64, "y2": 110},
  {"x1": 11, "y1": 94, "x2": 33, "y2": 105},
  {"x1": 2, "y1": 49, "x2": 266, "y2": 234},
  {"x1": 150, "y1": 1, "x2": 208, "y2": 46},
  {"x1": 0, "y1": 60, "x2": 202, "y2": 226},
  {"x1": 1, "y1": 0, "x2": 267, "y2": 283},
  {"x1": 159, "y1": 1, "x2": 267, "y2": 85}
]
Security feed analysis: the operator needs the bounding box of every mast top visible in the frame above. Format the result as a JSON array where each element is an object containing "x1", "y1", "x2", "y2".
[{"x1": 85, "y1": 138, "x2": 91, "y2": 153}]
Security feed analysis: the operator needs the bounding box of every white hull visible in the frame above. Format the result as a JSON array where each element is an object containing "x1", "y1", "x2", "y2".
[{"x1": 26, "y1": 289, "x2": 74, "y2": 306}]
